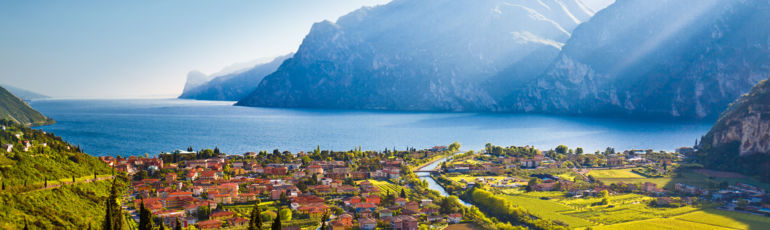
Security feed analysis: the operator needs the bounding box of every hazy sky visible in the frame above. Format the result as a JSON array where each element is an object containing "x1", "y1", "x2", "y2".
[{"x1": 0, "y1": 0, "x2": 613, "y2": 98}]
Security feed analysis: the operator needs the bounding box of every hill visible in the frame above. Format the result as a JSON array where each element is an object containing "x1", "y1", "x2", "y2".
[
  {"x1": 697, "y1": 77, "x2": 770, "y2": 180},
  {"x1": 179, "y1": 54, "x2": 291, "y2": 101},
  {"x1": 508, "y1": 0, "x2": 770, "y2": 119},
  {"x1": 0, "y1": 86, "x2": 54, "y2": 126},
  {"x1": 236, "y1": 0, "x2": 597, "y2": 111},
  {"x1": 0, "y1": 120, "x2": 117, "y2": 229},
  {"x1": 0, "y1": 84, "x2": 49, "y2": 101}
]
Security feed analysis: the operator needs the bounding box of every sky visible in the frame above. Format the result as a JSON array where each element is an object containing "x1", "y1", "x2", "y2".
[{"x1": 0, "y1": 0, "x2": 614, "y2": 99}]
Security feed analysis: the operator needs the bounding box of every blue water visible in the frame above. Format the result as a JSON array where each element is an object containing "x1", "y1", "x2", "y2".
[{"x1": 29, "y1": 99, "x2": 712, "y2": 157}]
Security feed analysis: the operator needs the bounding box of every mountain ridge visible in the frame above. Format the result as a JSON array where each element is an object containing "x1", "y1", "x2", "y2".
[
  {"x1": 0, "y1": 86, "x2": 54, "y2": 126},
  {"x1": 236, "y1": 0, "x2": 595, "y2": 111},
  {"x1": 180, "y1": 54, "x2": 291, "y2": 101}
]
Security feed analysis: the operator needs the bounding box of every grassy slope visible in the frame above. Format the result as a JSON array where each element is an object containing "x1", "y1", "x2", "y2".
[
  {"x1": 0, "y1": 87, "x2": 53, "y2": 126},
  {"x1": 0, "y1": 121, "x2": 115, "y2": 229}
]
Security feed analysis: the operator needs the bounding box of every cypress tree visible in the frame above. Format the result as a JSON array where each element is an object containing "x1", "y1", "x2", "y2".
[
  {"x1": 400, "y1": 188, "x2": 406, "y2": 198},
  {"x1": 320, "y1": 211, "x2": 329, "y2": 230},
  {"x1": 139, "y1": 199, "x2": 154, "y2": 230},
  {"x1": 174, "y1": 218, "x2": 182, "y2": 230},
  {"x1": 23, "y1": 220, "x2": 29, "y2": 230},
  {"x1": 271, "y1": 211, "x2": 281, "y2": 230},
  {"x1": 102, "y1": 179, "x2": 127, "y2": 230},
  {"x1": 249, "y1": 202, "x2": 262, "y2": 230}
]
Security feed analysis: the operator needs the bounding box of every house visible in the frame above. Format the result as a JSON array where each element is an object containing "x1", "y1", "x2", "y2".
[
  {"x1": 227, "y1": 217, "x2": 249, "y2": 227},
  {"x1": 196, "y1": 219, "x2": 222, "y2": 229},
  {"x1": 427, "y1": 215, "x2": 442, "y2": 222},
  {"x1": 355, "y1": 203, "x2": 377, "y2": 213},
  {"x1": 379, "y1": 208, "x2": 393, "y2": 218},
  {"x1": 359, "y1": 218, "x2": 377, "y2": 230},
  {"x1": 395, "y1": 198, "x2": 407, "y2": 206},
  {"x1": 392, "y1": 215, "x2": 418, "y2": 230},
  {"x1": 308, "y1": 165, "x2": 324, "y2": 175},
  {"x1": 448, "y1": 213, "x2": 462, "y2": 224},
  {"x1": 165, "y1": 173, "x2": 178, "y2": 182},
  {"x1": 656, "y1": 197, "x2": 676, "y2": 206},
  {"x1": 366, "y1": 195, "x2": 381, "y2": 205},
  {"x1": 404, "y1": 201, "x2": 420, "y2": 214},
  {"x1": 200, "y1": 170, "x2": 218, "y2": 180},
  {"x1": 337, "y1": 214, "x2": 353, "y2": 226}
]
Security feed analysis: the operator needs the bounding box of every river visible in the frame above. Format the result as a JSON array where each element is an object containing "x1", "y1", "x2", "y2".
[{"x1": 416, "y1": 156, "x2": 472, "y2": 206}]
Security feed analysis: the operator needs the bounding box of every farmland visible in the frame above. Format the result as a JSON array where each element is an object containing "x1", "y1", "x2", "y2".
[
  {"x1": 587, "y1": 167, "x2": 770, "y2": 190},
  {"x1": 486, "y1": 189, "x2": 769, "y2": 230},
  {"x1": 364, "y1": 179, "x2": 414, "y2": 196}
]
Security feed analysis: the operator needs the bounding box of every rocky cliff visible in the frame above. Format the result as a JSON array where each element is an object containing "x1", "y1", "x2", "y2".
[
  {"x1": 237, "y1": 0, "x2": 596, "y2": 111},
  {"x1": 697, "y1": 77, "x2": 770, "y2": 179},
  {"x1": 508, "y1": 0, "x2": 770, "y2": 119},
  {"x1": 701, "y1": 77, "x2": 770, "y2": 156}
]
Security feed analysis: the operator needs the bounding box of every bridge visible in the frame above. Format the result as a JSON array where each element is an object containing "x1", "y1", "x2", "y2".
[{"x1": 413, "y1": 169, "x2": 438, "y2": 173}]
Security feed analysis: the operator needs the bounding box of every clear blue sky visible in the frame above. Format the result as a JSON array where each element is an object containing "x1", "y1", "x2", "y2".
[{"x1": 0, "y1": 0, "x2": 612, "y2": 98}]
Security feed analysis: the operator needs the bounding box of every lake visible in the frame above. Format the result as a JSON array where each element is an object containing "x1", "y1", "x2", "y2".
[{"x1": 30, "y1": 99, "x2": 712, "y2": 157}]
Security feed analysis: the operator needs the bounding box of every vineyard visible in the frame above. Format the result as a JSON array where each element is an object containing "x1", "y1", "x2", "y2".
[
  {"x1": 365, "y1": 179, "x2": 414, "y2": 197},
  {"x1": 488, "y1": 187, "x2": 766, "y2": 230},
  {"x1": 499, "y1": 194, "x2": 593, "y2": 227}
]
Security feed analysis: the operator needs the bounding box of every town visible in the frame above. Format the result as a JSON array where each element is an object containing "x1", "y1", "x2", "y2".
[{"x1": 100, "y1": 142, "x2": 770, "y2": 230}]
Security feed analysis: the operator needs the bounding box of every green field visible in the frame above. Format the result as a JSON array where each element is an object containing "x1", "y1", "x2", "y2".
[
  {"x1": 500, "y1": 194, "x2": 593, "y2": 227},
  {"x1": 674, "y1": 209, "x2": 770, "y2": 230},
  {"x1": 489, "y1": 187, "x2": 770, "y2": 230},
  {"x1": 587, "y1": 168, "x2": 645, "y2": 179}
]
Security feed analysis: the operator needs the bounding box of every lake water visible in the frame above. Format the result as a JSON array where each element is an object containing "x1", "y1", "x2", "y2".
[{"x1": 30, "y1": 99, "x2": 712, "y2": 157}]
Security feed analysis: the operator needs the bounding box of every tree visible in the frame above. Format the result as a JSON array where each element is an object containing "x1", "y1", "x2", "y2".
[
  {"x1": 526, "y1": 178, "x2": 540, "y2": 192},
  {"x1": 400, "y1": 188, "x2": 407, "y2": 198},
  {"x1": 159, "y1": 222, "x2": 168, "y2": 230},
  {"x1": 271, "y1": 211, "x2": 281, "y2": 230},
  {"x1": 448, "y1": 142, "x2": 461, "y2": 153},
  {"x1": 174, "y1": 218, "x2": 182, "y2": 230},
  {"x1": 320, "y1": 211, "x2": 329, "y2": 230},
  {"x1": 279, "y1": 192, "x2": 288, "y2": 205},
  {"x1": 23, "y1": 220, "x2": 29, "y2": 230},
  {"x1": 102, "y1": 179, "x2": 128, "y2": 230},
  {"x1": 555, "y1": 145, "x2": 569, "y2": 154},
  {"x1": 279, "y1": 208, "x2": 292, "y2": 221},
  {"x1": 139, "y1": 200, "x2": 154, "y2": 230},
  {"x1": 576, "y1": 147, "x2": 584, "y2": 155},
  {"x1": 249, "y1": 202, "x2": 262, "y2": 230}
]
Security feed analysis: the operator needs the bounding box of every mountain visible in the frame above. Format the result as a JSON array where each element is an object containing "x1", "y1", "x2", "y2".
[
  {"x1": 0, "y1": 120, "x2": 116, "y2": 229},
  {"x1": 508, "y1": 0, "x2": 770, "y2": 119},
  {"x1": 0, "y1": 86, "x2": 54, "y2": 126},
  {"x1": 236, "y1": 0, "x2": 597, "y2": 111},
  {"x1": 697, "y1": 77, "x2": 770, "y2": 179},
  {"x1": 180, "y1": 54, "x2": 291, "y2": 101},
  {"x1": 0, "y1": 84, "x2": 49, "y2": 102},
  {"x1": 182, "y1": 70, "x2": 210, "y2": 94}
]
